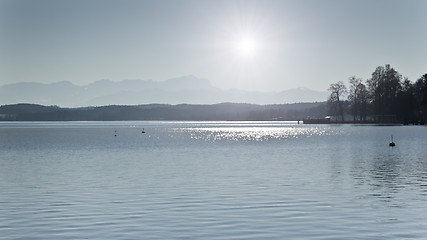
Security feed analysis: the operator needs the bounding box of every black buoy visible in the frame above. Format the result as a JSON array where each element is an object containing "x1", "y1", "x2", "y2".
[
  {"x1": 389, "y1": 135, "x2": 395, "y2": 147},
  {"x1": 114, "y1": 130, "x2": 117, "y2": 137},
  {"x1": 141, "y1": 128, "x2": 145, "y2": 134}
]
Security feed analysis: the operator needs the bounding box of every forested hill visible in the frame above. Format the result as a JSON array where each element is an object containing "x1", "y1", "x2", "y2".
[{"x1": 0, "y1": 102, "x2": 326, "y2": 121}]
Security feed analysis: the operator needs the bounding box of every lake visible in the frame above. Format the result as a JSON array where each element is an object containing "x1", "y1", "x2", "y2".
[{"x1": 1, "y1": 121, "x2": 427, "y2": 239}]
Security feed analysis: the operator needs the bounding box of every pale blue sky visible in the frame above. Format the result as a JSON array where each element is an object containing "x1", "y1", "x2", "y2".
[{"x1": 1, "y1": 0, "x2": 426, "y2": 91}]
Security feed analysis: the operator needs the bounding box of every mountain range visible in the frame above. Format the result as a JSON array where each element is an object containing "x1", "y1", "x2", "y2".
[{"x1": 0, "y1": 76, "x2": 328, "y2": 107}]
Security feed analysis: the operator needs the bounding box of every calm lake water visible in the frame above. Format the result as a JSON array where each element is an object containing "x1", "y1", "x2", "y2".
[{"x1": 1, "y1": 121, "x2": 427, "y2": 239}]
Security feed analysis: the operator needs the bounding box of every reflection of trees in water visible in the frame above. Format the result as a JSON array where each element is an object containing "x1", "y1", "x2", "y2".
[
  {"x1": 352, "y1": 149, "x2": 414, "y2": 207},
  {"x1": 350, "y1": 149, "x2": 427, "y2": 208},
  {"x1": 368, "y1": 157, "x2": 403, "y2": 203}
]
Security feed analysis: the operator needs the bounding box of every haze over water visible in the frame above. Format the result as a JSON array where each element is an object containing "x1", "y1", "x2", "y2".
[{"x1": 1, "y1": 121, "x2": 427, "y2": 239}]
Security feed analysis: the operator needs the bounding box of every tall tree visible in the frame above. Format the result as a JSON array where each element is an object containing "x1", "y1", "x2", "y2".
[
  {"x1": 414, "y1": 73, "x2": 427, "y2": 122},
  {"x1": 356, "y1": 82, "x2": 369, "y2": 121},
  {"x1": 366, "y1": 64, "x2": 402, "y2": 121},
  {"x1": 396, "y1": 78, "x2": 416, "y2": 122},
  {"x1": 347, "y1": 76, "x2": 363, "y2": 121},
  {"x1": 420, "y1": 73, "x2": 427, "y2": 110},
  {"x1": 328, "y1": 81, "x2": 347, "y2": 121}
]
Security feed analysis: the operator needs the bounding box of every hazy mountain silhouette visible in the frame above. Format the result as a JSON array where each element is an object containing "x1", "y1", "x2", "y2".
[{"x1": 0, "y1": 76, "x2": 327, "y2": 107}]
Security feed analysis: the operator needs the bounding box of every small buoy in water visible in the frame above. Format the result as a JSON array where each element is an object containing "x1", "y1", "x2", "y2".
[
  {"x1": 141, "y1": 128, "x2": 145, "y2": 134},
  {"x1": 114, "y1": 130, "x2": 117, "y2": 137},
  {"x1": 389, "y1": 135, "x2": 395, "y2": 147}
]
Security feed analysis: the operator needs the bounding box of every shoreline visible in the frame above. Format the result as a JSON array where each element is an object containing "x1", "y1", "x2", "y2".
[{"x1": 303, "y1": 119, "x2": 425, "y2": 125}]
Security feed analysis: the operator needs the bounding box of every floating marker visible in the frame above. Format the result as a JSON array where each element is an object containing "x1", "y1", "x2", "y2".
[{"x1": 389, "y1": 135, "x2": 395, "y2": 147}]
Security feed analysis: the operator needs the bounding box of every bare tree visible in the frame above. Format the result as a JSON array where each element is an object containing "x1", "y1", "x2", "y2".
[
  {"x1": 356, "y1": 83, "x2": 369, "y2": 121},
  {"x1": 348, "y1": 76, "x2": 363, "y2": 121},
  {"x1": 328, "y1": 81, "x2": 347, "y2": 121}
]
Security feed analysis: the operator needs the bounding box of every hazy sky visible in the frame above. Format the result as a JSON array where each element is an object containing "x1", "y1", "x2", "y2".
[{"x1": 1, "y1": 0, "x2": 426, "y2": 92}]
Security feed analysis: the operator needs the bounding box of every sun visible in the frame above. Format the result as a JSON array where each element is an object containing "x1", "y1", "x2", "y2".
[{"x1": 234, "y1": 36, "x2": 258, "y2": 58}]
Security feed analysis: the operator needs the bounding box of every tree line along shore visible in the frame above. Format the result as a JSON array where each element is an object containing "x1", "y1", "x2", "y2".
[{"x1": 327, "y1": 64, "x2": 427, "y2": 125}]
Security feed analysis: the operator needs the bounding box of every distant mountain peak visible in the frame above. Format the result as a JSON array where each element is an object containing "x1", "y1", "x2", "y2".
[{"x1": 0, "y1": 76, "x2": 327, "y2": 107}]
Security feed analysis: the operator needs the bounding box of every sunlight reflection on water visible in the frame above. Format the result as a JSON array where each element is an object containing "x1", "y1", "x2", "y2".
[{"x1": 177, "y1": 122, "x2": 339, "y2": 142}]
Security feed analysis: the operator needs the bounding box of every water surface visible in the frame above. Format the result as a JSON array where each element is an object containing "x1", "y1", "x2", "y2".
[{"x1": 1, "y1": 121, "x2": 427, "y2": 239}]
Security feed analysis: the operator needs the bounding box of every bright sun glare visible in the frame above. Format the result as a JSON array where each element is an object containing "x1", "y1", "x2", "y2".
[{"x1": 235, "y1": 36, "x2": 258, "y2": 57}]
